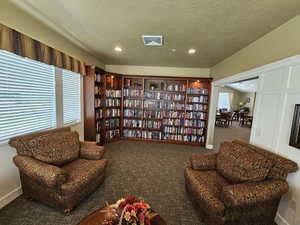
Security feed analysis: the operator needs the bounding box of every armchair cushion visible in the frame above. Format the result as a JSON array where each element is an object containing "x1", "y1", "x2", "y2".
[
  {"x1": 185, "y1": 168, "x2": 230, "y2": 216},
  {"x1": 32, "y1": 131, "x2": 80, "y2": 166},
  {"x1": 190, "y1": 153, "x2": 217, "y2": 170},
  {"x1": 221, "y1": 180, "x2": 289, "y2": 208},
  {"x1": 61, "y1": 158, "x2": 108, "y2": 195},
  {"x1": 13, "y1": 155, "x2": 68, "y2": 187},
  {"x1": 232, "y1": 140, "x2": 299, "y2": 180},
  {"x1": 217, "y1": 142, "x2": 273, "y2": 183},
  {"x1": 80, "y1": 142, "x2": 104, "y2": 160}
]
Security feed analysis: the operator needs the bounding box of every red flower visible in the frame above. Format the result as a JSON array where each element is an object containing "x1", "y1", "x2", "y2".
[
  {"x1": 125, "y1": 196, "x2": 136, "y2": 204},
  {"x1": 125, "y1": 205, "x2": 135, "y2": 212},
  {"x1": 139, "y1": 214, "x2": 145, "y2": 223}
]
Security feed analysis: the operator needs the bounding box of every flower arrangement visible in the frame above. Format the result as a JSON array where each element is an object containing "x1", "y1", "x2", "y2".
[{"x1": 110, "y1": 197, "x2": 152, "y2": 225}]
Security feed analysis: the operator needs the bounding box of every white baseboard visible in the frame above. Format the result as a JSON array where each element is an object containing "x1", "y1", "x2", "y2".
[
  {"x1": 0, "y1": 186, "x2": 22, "y2": 209},
  {"x1": 276, "y1": 213, "x2": 291, "y2": 225}
]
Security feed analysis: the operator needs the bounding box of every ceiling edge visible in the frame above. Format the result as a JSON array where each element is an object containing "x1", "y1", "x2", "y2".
[{"x1": 105, "y1": 65, "x2": 211, "y2": 77}]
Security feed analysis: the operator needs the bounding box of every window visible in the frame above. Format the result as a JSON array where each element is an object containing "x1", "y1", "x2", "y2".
[
  {"x1": 62, "y1": 69, "x2": 81, "y2": 125},
  {"x1": 0, "y1": 50, "x2": 56, "y2": 142},
  {"x1": 218, "y1": 92, "x2": 231, "y2": 111}
]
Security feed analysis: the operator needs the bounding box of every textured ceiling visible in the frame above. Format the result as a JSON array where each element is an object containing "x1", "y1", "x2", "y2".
[
  {"x1": 12, "y1": 0, "x2": 300, "y2": 67},
  {"x1": 227, "y1": 79, "x2": 258, "y2": 93}
]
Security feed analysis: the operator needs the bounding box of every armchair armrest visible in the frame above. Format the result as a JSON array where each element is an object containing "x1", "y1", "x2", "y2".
[
  {"x1": 221, "y1": 180, "x2": 289, "y2": 208},
  {"x1": 80, "y1": 141, "x2": 104, "y2": 160},
  {"x1": 13, "y1": 155, "x2": 68, "y2": 187},
  {"x1": 190, "y1": 153, "x2": 217, "y2": 170}
]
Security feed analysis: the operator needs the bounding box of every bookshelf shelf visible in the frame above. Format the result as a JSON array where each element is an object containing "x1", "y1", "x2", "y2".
[{"x1": 84, "y1": 71, "x2": 211, "y2": 146}]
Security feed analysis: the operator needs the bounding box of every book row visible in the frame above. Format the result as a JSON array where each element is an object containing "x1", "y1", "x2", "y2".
[
  {"x1": 94, "y1": 86, "x2": 102, "y2": 95},
  {"x1": 187, "y1": 96, "x2": 209, "y2": 103},
  {"x1": 96, "y1": 109, "x2": 103, "y2": 120},
  {"x1": 123, "y1": 89, "x2": 143, "y2": 97},
  {"x1": 186, "y1": 104, "x2": 208, "y2": 111},
  {"x1": 122, "y1": 130, "x2": 205, "y2": 143},
  {"x1": 106, "y1": 98, "x2": 121, "y2": 107},
  {"x1": 163, "y1": 127, "x2": 204, "y2": 135},
  {"x1": 124, "y1": 99, "x2": 142, "y2": 108},
  {"x1": 164, "y1": 135, "x2": 205, "y2": 143},
  {"x1": 107, "y1": 109, "x2": 121, "y2": 117},
  {"x1": 143, "y1": 100, "x2": 185, "y2": 110},
  {"x1": 105, "y1": 118, "x2": 120, "y2": 129},
  {"x1": 187, "y1": 88, "x2": 208, "y2": 95},
  {"x1": 143, "y1": 92, "x2": 185, "y2": 101},
  {"x1": 143, "y1": 110, "x2": 163, "y2": 119},
  {"x1": 123, "y1": 119, "x2": 162, "y2": 129},
  {"x1": 186, "y1": 112, "x2": 207, "y2": 120},
  {"x1": 106, "y1": 90, "x2": 122, "y2": 98},
  {"x1": 95, "y1": 98, "x2": 102, "y2": 107},
  {"x1": 106, "y1": 129, "x2": 120, "y2": 139},
  {"x1": 124, "y1": 79, "x2": 142, "y2": 89},
  {"x1": 162, "y1": 119, "x2": 206, "y2": 127},
  {"x1": 166, "y1": 84, "x2": 186, "y2": 92},
  {"x1": 123, "y1": 130, "x2": 162, "y2": 140},
  {"x1": 124, "y1": 109, "x2": 143, "y2": 118}
]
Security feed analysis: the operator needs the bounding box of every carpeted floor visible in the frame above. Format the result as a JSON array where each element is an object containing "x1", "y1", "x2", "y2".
[
  {"x1": 213, "y1": 121, "x2": 251, "y2": 150},
  {"x1": 0, "y1": 141, "x2": 212, "y2": 225}
]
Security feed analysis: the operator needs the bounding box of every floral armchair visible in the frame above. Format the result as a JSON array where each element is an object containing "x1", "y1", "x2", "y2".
[
  {"x1": 9, "y1": 127, "x2": 107, "y2": 213},
  {"x1": 185, "y1": 140, "x2": 298, "y2": 225}
]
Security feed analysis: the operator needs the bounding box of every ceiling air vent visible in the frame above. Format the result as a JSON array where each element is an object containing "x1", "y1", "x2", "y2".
[{"x1": 142, "y1": 35, "x2": 163, "y2": 46}]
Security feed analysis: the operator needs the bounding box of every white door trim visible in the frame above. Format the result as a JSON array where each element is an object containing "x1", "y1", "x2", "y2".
[{"x1": 206, "y1": 54, "x2": 300, "y2": 149}]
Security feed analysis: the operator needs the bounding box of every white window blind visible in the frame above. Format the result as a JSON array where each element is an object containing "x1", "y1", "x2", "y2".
[
  {"x1": 62, "y1": 69, "x2": 81, "y2": 125},
  {"x1": 0, "y1": 50, "x2": 56, "y2": 142}
]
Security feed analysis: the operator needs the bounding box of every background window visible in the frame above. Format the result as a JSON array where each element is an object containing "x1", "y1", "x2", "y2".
[
  {"x1": 218, "y1": 92, "x2": 231, "y2": 111},
  {"x1": 62, "y1": 69, "x2": 81, "y2": 125},
  {"x1": 0, "y1": 50, "x2": 56, "y2": 142}
]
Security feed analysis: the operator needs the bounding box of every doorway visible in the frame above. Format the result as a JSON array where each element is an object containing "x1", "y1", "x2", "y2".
[{"x1": 213, "y1": 78, "x2": 258, "y2": 150}]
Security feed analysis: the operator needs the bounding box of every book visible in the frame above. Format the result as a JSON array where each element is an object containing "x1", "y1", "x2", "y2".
[
  {"x1": 123, "y1": 119, "x2": 142, "y2": 128},
  {"x1": 107, "y1": 108, "x2": 120, "y2": 117},
  {"x1": 105, "y1": 119, "x2": 120, "y2": 129},
  {"x1": 106, "y1": 98, "x2": 121, "y2": 107},
  {"x1": 144, "y1": 110, "x2": 163, "y2": 119},
  {"x1": 124, "y1": 99, "x2": 142, "y2": 108},
  {"x1": 187, "y1": 96, "x2": 208, "y2": 103},
  {"x1": 124, "y1": 109, "x2": 143, "y2": 117},
  {"x1": 123, "y1": 89, "x2": 143, "y2": 97},
  {"x1": 106, "y1": 90, "x2": 122, "y2": 98},
  {"x1": 187, "y1": 88, "x2": 208, "y2": 95},
  {"x1": 106, "y1": 129, "x2": 120, "y2": 139}
]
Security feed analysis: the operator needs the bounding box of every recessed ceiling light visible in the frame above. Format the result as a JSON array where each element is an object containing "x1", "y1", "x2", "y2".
[
  {"x1": 188, "y1": 49, "x2": 196, "y2": 54},
  {"x1": 114, "y1": 46, "x2": 122, "y2": 52}
]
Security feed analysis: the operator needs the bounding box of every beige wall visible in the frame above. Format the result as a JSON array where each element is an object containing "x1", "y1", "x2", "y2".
[
  {"x1": 211, "y1": 14, "x2": 300, "y2": 79},
  {"x1": 0, "y1": 2, "x2": 90, "y2": 208},
  {"x1": 240, "y1": 92, "x2": 256, "y2": 115},
  {"x1": 105, "y1": 65, "x2": 210, "y2": 77},
  {"x1": 0, "y1": 0, "x2": 104, "y2": 69}
]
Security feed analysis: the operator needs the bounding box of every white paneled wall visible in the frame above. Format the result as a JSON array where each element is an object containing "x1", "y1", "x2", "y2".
[
  {"x1": 241, "y1": 58, "x2": 300, "y2": 225},
  {"x1": 209, "y1": 55, "x2": 300, "y2": 225}
]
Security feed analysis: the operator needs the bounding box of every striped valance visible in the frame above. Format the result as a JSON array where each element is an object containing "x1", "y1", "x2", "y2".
[{"x1": 0, "y1": 24, "x2": 86, "y2": 75}]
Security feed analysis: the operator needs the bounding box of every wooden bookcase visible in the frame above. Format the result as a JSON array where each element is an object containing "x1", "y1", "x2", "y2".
[{"x1": 84, "y1": 68, "x2": 212, "y2": 146}]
